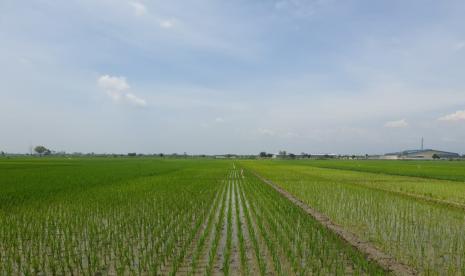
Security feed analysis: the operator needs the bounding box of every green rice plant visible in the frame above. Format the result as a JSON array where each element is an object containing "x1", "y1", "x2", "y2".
[
  {"x1": 294, "y1": 159, "x2": 465, "y2": 182},
  {"x1": 234, "y1": 178, "x2": 249, "y2": 275},
  {"x1": 223, "y1": 181, "x2": 233, "y2": 275},
  {"x1": 0, "y1": 158, "x2": 387, "y2": 275},
  {"x1": 243, "y1": 160, "x2": 465, "y2": 274}
]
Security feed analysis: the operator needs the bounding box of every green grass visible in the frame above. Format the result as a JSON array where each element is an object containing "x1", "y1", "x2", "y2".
[
  {"x1": 293, "y1": 159, "x2": 465, "y2": 182},
  {"x1": 242, "y1": 160, "x2": 465, "y2": 275}
]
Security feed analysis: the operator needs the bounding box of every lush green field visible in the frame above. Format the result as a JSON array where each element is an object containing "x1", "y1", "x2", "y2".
[
  {"x1": 0, "y1": 158, "x2": 382, "y2": 275},
  {"x1": 294, "y1": 159, "x2": 465, "y2": 182},
  {"x1": 249, "y1": 160, "x2": 465, "y2": 207},
  {"x1": 241, "y1": 160, "x2": 465, "y2": 275}
]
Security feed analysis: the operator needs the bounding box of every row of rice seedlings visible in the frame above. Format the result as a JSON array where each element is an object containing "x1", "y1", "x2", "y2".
[
  {"x1": 240, "y1": 180, "x2": 283, "y2": 275},
  {"x1": 246, "y1": 176, "x2": 333, "y2": 274},
  {"x1": 205, "y1": 177, "x2": 229, "y2": 276},
  {"x1": 189, "y1": 179, "x2": 227, "y2": 275},
  {"x1": 313, "y1": 178, "x2": 464, "y2": 274},
  {"x1": 238, "y1": 168, "x2": 386, "y2": 275},
  {"x1": 0, "y1": 169, "x2": 225, "y2": 275},
  {"x1": 245, "y1": 162, "x2": 465, "y2": 274},
  {"x1": 242, "y1": 179, "x2": 305, "y2": 274},
  {"x1": 169, "y1": 181, "x2": 223, "y2": 275},
  {"x1": 237, "y1": 174, "x2": 267, "y2": 275},
  {"x1": 233, "y1": 174, "x2": 249, "y2": 275},
  {"x1": 223, "y1": 178, "x2": 234, "y2": 275},
  {"x1": 242, "y1": 176, "x2": 324, "y2": 275}
]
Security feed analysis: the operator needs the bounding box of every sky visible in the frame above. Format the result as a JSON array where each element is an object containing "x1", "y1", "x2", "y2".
[{"x1": 1, "y1": 0, "x2": 465, "y2": 155}]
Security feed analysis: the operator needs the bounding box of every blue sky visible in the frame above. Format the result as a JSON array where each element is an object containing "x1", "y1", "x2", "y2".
[{"x1": 1, "y1": 0, "x2": 465, "y2": 154}]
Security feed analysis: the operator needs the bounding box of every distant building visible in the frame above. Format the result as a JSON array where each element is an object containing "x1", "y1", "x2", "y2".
[
  {"x1": 271, "y1": 153, "x2": 337, "y2": 159},
  {"x1": 383, "y1": 149, "x2": 460, "y2": 160},
  {"x1": 308, "y1": 153, "x2": 338, "y2": 159}
]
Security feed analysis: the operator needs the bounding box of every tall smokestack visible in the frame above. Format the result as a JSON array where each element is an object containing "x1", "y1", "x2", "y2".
[{"x1": 421, "y1": 137, "x2": 424, "y2": 150}]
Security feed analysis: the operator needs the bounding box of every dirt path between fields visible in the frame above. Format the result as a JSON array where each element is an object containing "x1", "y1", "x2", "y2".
[{"x1": 251, "y1": 171, "x2": 417, "y2": 276}]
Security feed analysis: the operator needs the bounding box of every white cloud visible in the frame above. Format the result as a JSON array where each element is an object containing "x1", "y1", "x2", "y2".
[
  {"x1": 438, "y1": 110, "x2": 465, "y2": 122},
  {"x1": 97, "y1": 75, "x2": 146, "y2": 107},
  {"x1": 125, "y1": 93, "x2": 147, "y2": 107},
  {"x1": 98, "y1": 75, "x2": 130, "y2": 91},
  {"x1": 159, "y1": 20, "x2": 174, "y2": 29},
  {"x1": 129, "y1": 1, "x2": 147, "y2": 16},
  {"x1": 384, "y1": 119, "x2": 408, "y2": 128}
]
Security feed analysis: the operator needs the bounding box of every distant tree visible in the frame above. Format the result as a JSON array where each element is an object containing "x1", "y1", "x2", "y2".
[
  {"x1": 1, "y1": 151, "x2": 5, "y2": 157},
  {"x1": 266, "y1": 153, "x2": 273, "y2": 158},
  {"x1": 351, "y1": 155, "x2": 356, "y2": 159},
  {"x1": 259, "y1": 152, "x2": 268, "y2": 158},
  {"x1": 432, "y1": 153, "x2": 440, "y2": 160},
  {"x1": 159, "y1": 153, "x2": 164, "y2": 157},
  {"x1": 34, "y1": 145, "x2": 49, "y2": 156},
  {"x1": 289, "y1": 153, "x2": 296, "y2": 159},
  {"x1": 127, "y1": 152, "x2": 137, "y2": 157},
  {"x1": 278, "y1": 150, "x2": 287, "y2": 158}
]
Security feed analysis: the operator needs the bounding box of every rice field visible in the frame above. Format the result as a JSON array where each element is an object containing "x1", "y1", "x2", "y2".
[
  {"x1": 2, "y1": 157, "x2": 465, "y2": 275},
  {"x1": 292, "y1": 159, "x2": 465, "y2": 182},
  {"x1": 0, "y1": 158, "x2": 384, "y2": 275},
  {"x1": 241, "y1": 160, "x2": 465, "y2": 275}
]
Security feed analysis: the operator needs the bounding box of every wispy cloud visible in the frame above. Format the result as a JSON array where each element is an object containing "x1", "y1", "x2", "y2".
[
  {"x1": 129, "y1": 1, "x2": 147, "y2": 16},
  {"x1": 438, "y1": 110, "x2": 465, "y2": 122},
  {"x1": 159, "y1": 19, "x2": 175, "y2": 29},
  {"x1": 384, "y1": 119, "x2": 408, "y2": 128},
  {"x1": 97, "y1": 75, "x2": 147, "y2": 107}
]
